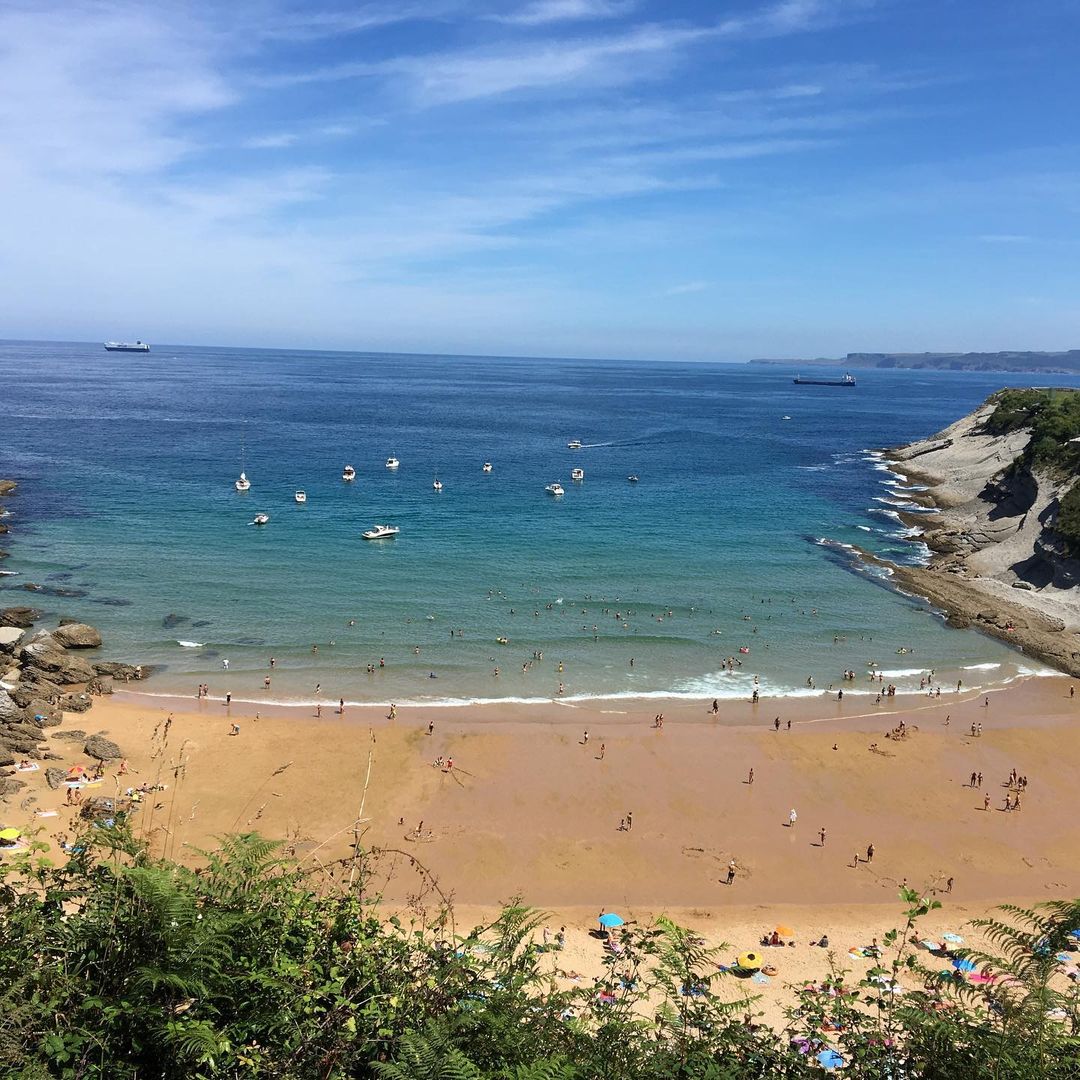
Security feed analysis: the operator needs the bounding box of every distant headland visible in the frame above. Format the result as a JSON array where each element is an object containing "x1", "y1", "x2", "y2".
[{"x1": 750, "y1": 350, "x2": 1080, "y2": 374}]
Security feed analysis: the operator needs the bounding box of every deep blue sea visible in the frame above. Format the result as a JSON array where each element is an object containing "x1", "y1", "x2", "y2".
[{"x1": 2, "y1": 340, "x2": 1074, "y2": 707}]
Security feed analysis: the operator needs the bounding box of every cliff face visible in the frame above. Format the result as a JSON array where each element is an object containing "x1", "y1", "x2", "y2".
[{"x1": 878, "y1": 397, "x2": 1080, "y2": 674}]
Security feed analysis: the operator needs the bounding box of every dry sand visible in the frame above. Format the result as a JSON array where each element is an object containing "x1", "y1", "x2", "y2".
[{"x1": 7, "y1": 676, "x2": 1080, "y2": 1024}]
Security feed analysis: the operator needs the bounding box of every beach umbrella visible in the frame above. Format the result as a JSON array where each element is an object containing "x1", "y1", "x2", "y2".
[
  {"x1": 1068, "y1": 929, "x2": 1080, "y2": 941},
  {"x1": 817, "y1": 1049, "x2": 845, "y2": 1071},
  {"x1": 66, "y1": 765, "x2": 85, "y2": 776},
  {"x1": 774, "y1": 924, "x2": 795, "y2": 936},
  {"x1": 942, "y1": 933, "x2": 964, "y2": 945},
  {"x1": 921, "y1": 939, "x2": 944, "y2": 951},
  {"x1": 598, "y1": 913, "x2": 624, "y2": 928},
  {"x1": 0, "y1": 827, "x2": 20, "y2": 841},
  {"x1": 737, "y1": 951, "x2": 763, "y2": 971},
  {"x1": 952, "y1": 958, "x2": 976, "y2": 974}
]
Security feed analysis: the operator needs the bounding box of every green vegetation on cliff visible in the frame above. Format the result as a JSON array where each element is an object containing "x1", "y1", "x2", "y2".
[
  {"x1": 983, "y1": 388, "x2": 1080, "y2": 552},
  {"x1": 1, "y1": 827, "x2": 1079, "y2": 1078}
]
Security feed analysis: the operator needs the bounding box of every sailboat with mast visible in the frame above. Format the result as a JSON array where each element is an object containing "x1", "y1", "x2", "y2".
[{"x1": 235, "y1": 431, "x2": 251, "y2": 491}]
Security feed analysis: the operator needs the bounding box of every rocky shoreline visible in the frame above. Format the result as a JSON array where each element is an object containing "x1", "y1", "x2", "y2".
[
  {"x1": 858, "y1": 398, "x2": 1080, "y2": 676},
  {"x1": 0, "y1": 479, "x2": 146, "y2": 803}
]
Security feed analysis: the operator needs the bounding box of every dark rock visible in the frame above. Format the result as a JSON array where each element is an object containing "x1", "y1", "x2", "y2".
[
  {"x1": 59, "y1": 692, "x2": 93, "y2": 713},
  {"x1": 45, "y1": 766, "x2": 66, "y2": 789},
  {"x1": 0, "y1": 725, "x2": 47, "y2": 754},
  {"x1": 0, "y1": 606, "x2": 42, "y2": 628},
  {"x1": 0, "y1": 480, "x2": 16, "y2": 497},
  {"x1": 26, "y1": 704, "x2": 62, "y2": 727},
  {"x1": 52, "y1": 622, "x2": 102, "y2": 649},
  {"x1": 50, "y1": 729, "x2": 87, "y2": 741},
  {"x1": 12, "y1": 677, "x2": 62, "y2": 707},
  {"x1": 88, "y1": 676, "x2": 114, "y2": 696},
  {"x1": 84, "y1": 734, "x2": 121, "y2": 761},
  {"x1": 89, "y1": 597, "x2": 131, "y2": 607},
  {"x1": 93, "y1": 661, "x2": 144, "y2": 681}
]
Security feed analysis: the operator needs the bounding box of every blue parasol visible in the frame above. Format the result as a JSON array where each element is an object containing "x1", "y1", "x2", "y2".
[
  {"x1": 817, "y1": 1048, "x2": 845, "y2": 1070},
  {"x1": 598, "y1": 912, "x2": 624, "y2": 928}
]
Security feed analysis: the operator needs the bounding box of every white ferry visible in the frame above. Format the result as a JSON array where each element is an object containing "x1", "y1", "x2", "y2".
[{"x1": 104, "y1": 340, "x2": 150, "y2": 352}]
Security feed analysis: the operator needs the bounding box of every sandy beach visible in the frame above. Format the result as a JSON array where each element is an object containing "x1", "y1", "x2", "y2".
[{"x1": 9, "y1": 675, "x2": 1080, "y2": 1022}]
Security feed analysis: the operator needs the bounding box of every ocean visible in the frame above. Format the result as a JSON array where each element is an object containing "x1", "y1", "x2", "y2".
[{"x1": 2, "y1": 339, "x2": 1074, "y2": 708}]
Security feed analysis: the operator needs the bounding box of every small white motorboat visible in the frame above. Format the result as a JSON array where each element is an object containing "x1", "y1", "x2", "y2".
[
  {"x1": 294, "y1": 490, "x2": 307, "y2": 503},
  {"x1": 628, "y1": 475, "x2": 639, "y2": 483},
  {"x1": 546, "y1": 483, "x2": 565, "y2": 496},
  {"x1": 251, "y1": 512, "x2": 270, "y2": 525},
  {"x1": 235, "y1": 471, "x2": 251, "y2": 492},
  {"x1": 385, "y1": 456, "x2": 400, "y2": 469},
  {"x1": 571, "y1": 468, "x2": 584, "y2": 481},
  {"x1": 433, "y1": 478, "x2": 443, "y2": 492},
  {"x1": 482, "y1": 461, "x2": 493, "y2": 473},
  {"x1": 363, "y1": 524, "x2": 400, "y2": 540},
  {"x1": 567, "y1": 439, "x2": 582, "y2": 450},
  {"x1": 781, "y1": 415, "x2": 792, "y2": 421},
  {"x1": 342, "y1": 464, "x2": 356, "y2": 481}
]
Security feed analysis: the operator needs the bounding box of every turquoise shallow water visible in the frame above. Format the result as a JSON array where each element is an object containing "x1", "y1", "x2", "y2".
[{"x1": 1, "y1": 340, "x2": 1074, "y2": 707}]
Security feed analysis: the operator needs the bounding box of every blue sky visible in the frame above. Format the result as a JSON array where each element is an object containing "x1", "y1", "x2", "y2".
[{"x1": 2, "y1": 0, "x2": 1078, "y2": 359}]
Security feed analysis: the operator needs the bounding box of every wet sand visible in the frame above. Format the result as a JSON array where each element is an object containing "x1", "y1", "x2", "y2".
[{"x1": 11, "y1": 675, "x2": 1080, "y2": 1024}]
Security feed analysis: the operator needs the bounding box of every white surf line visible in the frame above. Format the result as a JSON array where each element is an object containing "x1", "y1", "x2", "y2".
[{"x1": 795, "y1": 686, "x2": 1029, "y2": 727}]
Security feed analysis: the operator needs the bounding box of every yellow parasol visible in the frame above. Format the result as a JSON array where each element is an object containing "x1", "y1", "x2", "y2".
[
  {"x1": 0, "y1": 827, "x2": 21, "y2": 841},
  {"x1": 737, "y1": 951, "x2": 763, "y2": 971},
  {"x1": 774, "y1": 925, "x2": 795, "y2": 937}
]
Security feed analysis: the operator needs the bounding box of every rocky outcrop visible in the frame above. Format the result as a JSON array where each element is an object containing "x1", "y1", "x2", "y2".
[
  {"x1": 84, "y1": 734, "x2": 121, "y2": 761},
  {"x1": 0, "y1": 607, "x2": 42, "y2": 628},
  {"x1": 0, "y1": 480, "x2": 16, "y2": 497},
  {"x1": 53, "y1": 622, "x2": 103, "y2": 649},
  {"x1": 864, "y1": 395, "x2": 1080, "y2": 676}
]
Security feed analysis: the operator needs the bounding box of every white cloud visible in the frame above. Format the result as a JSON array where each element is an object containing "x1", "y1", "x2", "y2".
[
  {"x1": 665, "y1": 281, "x2": 709, "y2": 295},
  {"x1": 492, "y1": 1, "x2": 635, "y2": 27},
  {"x1": 242, "y1": 132, "x2": 298, "y2": 149}
]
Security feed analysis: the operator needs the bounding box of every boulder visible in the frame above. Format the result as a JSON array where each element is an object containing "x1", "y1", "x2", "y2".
[
  {"x1": 0, "y1": 689, "x2": 20, "y2": 722},
  {"x1": 0, "y1": 724, "x2": 47, "y2": 755},
  {"x1": 12, "y1": 677, "x2": 62, "y2": 707},
  {"x1": 52, "y1": 623, "x2": 102, "y2": 649},
  {"x1": 59, "y1": 692, "x2": 93, "y2": 713},
  {"x1": 0, "y1": 627, "x2": 24, "y2": 650},
  {"x1": 50, "y1": 729, "x2": 87, "y2": 742},
  {"x1": 45, "y1": 767, "x2": 66, "y2": 790},
  {"x1": 0, "y1": 480, "x2": 16, "y2": 496},
  {"x1": 20, "y1": 639, "x2": 97, "y2": 684},
  {"x1": 24, "y1": 704, "x2": 62, "y2": 727},
  {"x1": 0, "y1": 776, "x2": 26, "y2": 799},
  {"x1": 0, "y1": 606, "x2": 41, "y2": 628},
  {"x1": 84, "y1": 734, "x2": 121, "y2": 761},
  {"x1": 93, "y1": 661, "x2": 143, "y2": 681},
  {"x1": 88, "y1": 676, "x2": 114, "y2": 696}
]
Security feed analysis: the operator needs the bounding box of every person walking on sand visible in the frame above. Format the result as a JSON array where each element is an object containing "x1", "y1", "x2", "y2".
[
  {"x1": 626, "y1": 810, "x2": 633, "y2": 830},
  {"x1": 866, "y1": 842, "x2": 874, "y2": 862},
  {"x1": 726, "y1": 859, "x2": 736, "y2": 885},
  {"x1": 598, "y1": 743, "x2": 605, "y2": 760},
  {"x1": 339, "y1": 698, "x2": 345, "y2": 714},
  {"x1": 428, "y1": 720, "x2": 435, "y2": 736},
  {"x1": 388, "y1": 703, "x2": 397, "y2": 720},
  {"x1": 582, "y1": 730, "x2": 589, "y2": 745},
  {"x1": 819, "y1": 827, "x2": 827, "y2": 847},
  {"x1": 977, "y1": 771, "x2": 982, "y2": 786},
  {"x1": 983, "y1": 793, "x2": 991, "y2": 811},
  {"x1": 788, "y1": 808, "x2": 797, "y2": 828},
  {"x1": 970, "y1": 771, "x2": 977, "y2": 788},
  {"x1": 852, "y1": 851, "x2": 860, "y2": 867},
  {"x1": 445, "y1": 757, "x2": 454, "y2": 772},
  {"x1": 774, "y1": 717, "x2": 780, "y2": 731},
  {"x1": 315, "y1": 703, "x2": 321, "y2": 717},
  {"x1": 946, "y1": 876, "x2": 954, "y2": 893},
  {"x1": 748, "y1": 767, "x2": 754, "y2": 785}
]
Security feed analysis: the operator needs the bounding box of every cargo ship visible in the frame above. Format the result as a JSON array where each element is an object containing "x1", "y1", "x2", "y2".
[
  {"x1": 793, "y1": 372, "x2": 855, "y2": 386},
  {"x1": 103, "y1": 341, "x2": 150, "y2": 352}
]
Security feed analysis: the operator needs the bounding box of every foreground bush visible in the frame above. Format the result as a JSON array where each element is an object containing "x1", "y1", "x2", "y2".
[{"x1": 0, "y1": 827, "x2": 1077, "y2": 1078}]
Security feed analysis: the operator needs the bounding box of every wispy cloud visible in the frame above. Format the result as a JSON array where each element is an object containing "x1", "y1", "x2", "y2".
[
  {"x1": 242, "y1": 132, "x2": 298, "y2": 149},
  {"x1": 978, "y1": 233, "x2": 1032, "y2": 243},
  {"x1": 492, "y1": 0, "x2": 636, "y2": 27},
  {"x1": 665, "y1": 280, "x2": 709, "y2": 295}
]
